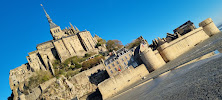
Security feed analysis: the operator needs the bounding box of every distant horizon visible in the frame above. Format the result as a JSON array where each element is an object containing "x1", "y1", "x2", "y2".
[{"x1": 1, "y1": 0, "x2": 222, "y2": 99}]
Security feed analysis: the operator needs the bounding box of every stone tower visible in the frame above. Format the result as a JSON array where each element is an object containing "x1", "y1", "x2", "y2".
[
  {"x1": 199, "y1": 18, "x2": 220, "y2": 36},
  {"x1": 41, "y1": 4, "x2": 67, "y2": 40},
  {"x1": 140, "y1": 43, "x2": 166, "y2": 72}
]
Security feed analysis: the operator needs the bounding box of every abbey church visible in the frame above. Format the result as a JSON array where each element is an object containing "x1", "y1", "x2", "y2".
[{"x1": 26, "y1": 5, "x2": 100, "y2": 73}]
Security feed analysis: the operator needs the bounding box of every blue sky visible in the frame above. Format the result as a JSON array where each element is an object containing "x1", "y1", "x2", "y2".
[{"x1": 0, "y1": 0, "x2": 222, "y2": 99}]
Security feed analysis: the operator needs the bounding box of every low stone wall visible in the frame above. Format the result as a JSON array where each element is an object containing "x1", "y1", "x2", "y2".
[
  {"x1": 25, "y1": 78, "x2": 56, "y2": 100},
  {"x1": 98, "y1": 64, "x2": 149, "y2": 99},
  {"x1": 69, "y1": 71, "x2": 97, "y2": 98},
  {"x1": 40, "y1": 78, "x2": 56, "y2": 91},
  {"x1": 69, "y1": 71, "x2": 89, "y2": 85},
  {"x1": 84, "y1": 63, "x2": 105, "y2": 76},
  {"x1": 25, "y1": 87, "x2": 41, "y2": 100}
]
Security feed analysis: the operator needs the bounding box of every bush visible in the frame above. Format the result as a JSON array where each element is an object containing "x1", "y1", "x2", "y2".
[
  {"x1": 96, "y1": 43, "x2": 102, "y2": 48},
  {"x1": 125, "y1": 39, "x2": 141, "y2": 49},
  {"x1": 82, "y1": 55, "x2": 104, "y2": 70},
  {"x1": 52, "y1": 60, "x2": 60, "y2": 68},
  {"x1": 65, "y1": 70, "x2": 79, "y2": 78},
  {"x1": 27, "y1": 71, "x2": 53, "y2": 89},
  {"x1": 85, "y1": 53, "x2": 91, "y2": 57},
  {"x1": 75, "y1": 62, "x2": 82, "y2": 68}
]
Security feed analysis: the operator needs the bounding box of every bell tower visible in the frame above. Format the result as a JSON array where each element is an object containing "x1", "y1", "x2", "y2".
[{"x1": 41, "y1": 4, "x2": 66, "y2": 40}]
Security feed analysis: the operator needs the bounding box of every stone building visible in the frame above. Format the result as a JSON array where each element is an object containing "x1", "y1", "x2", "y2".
[
  {"x1": 9, "y1": 5, "x2": 102, "y2": 99},
  {"x1": 18, "y1": 5, "x2": 99, "y2": 72},
  {"x1": 40, "y1": 5, "x2": 98, "y2": 63},
  {"x1": 104, "y1": 48, "x2": 138, "y2": 77}
]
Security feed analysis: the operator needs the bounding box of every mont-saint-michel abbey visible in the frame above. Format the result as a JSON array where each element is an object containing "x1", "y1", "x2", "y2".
[{"x1": 8, "y1": 4, "x2": 222, "y2": 100}]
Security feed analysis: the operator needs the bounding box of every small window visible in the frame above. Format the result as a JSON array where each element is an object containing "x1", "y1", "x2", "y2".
[
  {"x1": 131, "y1": 58, "x2": 134, "y2": 62},
  {"x1": 115, "y1": 68, "x2": 117, "y2": 71},
  {"x1": 119, "y1": 65, "x2": 121, "y2": 69},
  {"x1": 110, "y1": 70, "x2": 113, "y2": 73},
  {"x1": 122, "y1": 58, "x2": 124, "y2": 61},
  {"x1": 125, "y1": 56, "x2": 127, "y2": 59},
  {"x1": 124, "y1": 62, "x2": 127, "y2": 66},
  {"x1": 116, "y1": 61, "x2": 119, "y2": 64},
  {"x1": 112, "y1": 64, "x2": 115, "y2": 67},
  {"x1": 129, "y1": 54, "x2": 131, "y2": 56},
  {"x1": 108, "y1": 66, "x2": 111, "y2": 69}
]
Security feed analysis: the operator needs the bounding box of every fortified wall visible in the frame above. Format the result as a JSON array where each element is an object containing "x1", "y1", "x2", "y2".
[
  {"x1": 158, "y1": 27, "x2": 209, "y2": 62},
  {"x1": 97, "y1": 18, "x2": 221, "y2": 99},
  {"x1": 98, "y1": 64, "x2": 149, "y2": 99},
  {"x1": 139, "y1": 18, "x2": 220, "y2": 71}
]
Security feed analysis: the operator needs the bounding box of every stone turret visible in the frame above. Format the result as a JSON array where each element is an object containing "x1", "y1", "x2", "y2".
[
  {"x1": 139, "y1": 43, "x2": 166, "y2": 72},
  {"x1": 75, "y1": 25, "x2": 80, "y2": 32},
  {"x1": 199, "y1": 18, "x2": 220, "y2": 36},
  {"x1": 70, "y1": 22, "x2": 75, "y2": 31}
]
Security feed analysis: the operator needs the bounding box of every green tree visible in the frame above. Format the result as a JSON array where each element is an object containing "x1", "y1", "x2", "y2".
[
  {"x1": 106, "y1": 40, "x2": 123, "y2": 51},
  {"x1": 125, "y1": 39, "x2": 141, "y2": 49},
  {"x1": 82, "y1": 55, "x2": 105, "y2": 70},
  {"x1": 97, "y1": 38, "x2": 106, "y2": 44}
]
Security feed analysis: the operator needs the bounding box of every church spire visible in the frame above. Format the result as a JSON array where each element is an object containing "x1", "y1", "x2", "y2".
[
  {"x1": 69, "y1": 22, "x2": 75, "y2": 30},
  {"x1": 40, "y1": 4, "x2": 58, "y2": 29},
  {"x1": 74, "y1": 25, "x2": 80, "y2": 32}
]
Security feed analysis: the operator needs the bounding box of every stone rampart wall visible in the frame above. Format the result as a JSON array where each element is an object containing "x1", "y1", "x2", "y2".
[
  {"x1": 158, "y1": 27, "x2": 209, "y2": 61},
  {"x1": 98, "y1": 64, "x2": 149, "y2": 99}
]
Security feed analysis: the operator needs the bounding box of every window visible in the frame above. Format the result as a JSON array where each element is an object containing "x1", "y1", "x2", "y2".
[
  {"x1": 116, "y1": 61, "x2": 119, "y2": 64},
  {"x1": 110, "y1": 70, "x2": 113, "y2": 73},
  {"x1": 108, "y1": 66, "x2": 111, "y2": 69},
  {"x1": 119, "y1": 65, "x2": 121, "y2": 69},
  {"x1": 124, "y1": 62, "x2": 127, "y2": 66},
  {"x1": 115, "y1": 68, "x2": 117, "y2": 71},
  {"x1": 112, "y1": 64, "x2": 115, "y2": 67},
  {"x1": 129, "y1": 54, "x2": 131, "y2": 56},
  {"x1": 122, "y1": 58, "x2": 124, "y2": 61},
  {"x1": 125, "y1": 56, "x2": 127, "y2": 59},
  {"x1": 131, "y1": 58, "x2": 134, "y2": 62}
]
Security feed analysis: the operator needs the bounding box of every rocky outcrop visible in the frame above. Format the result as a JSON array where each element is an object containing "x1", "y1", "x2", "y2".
[{"x1": 40, "y1": 73, "x2": 97, "y2": 100}]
